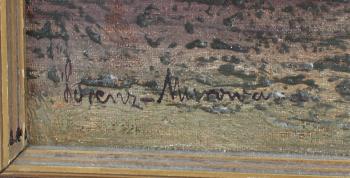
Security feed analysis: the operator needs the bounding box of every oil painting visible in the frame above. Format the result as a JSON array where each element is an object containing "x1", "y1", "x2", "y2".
[{"x1": 25, "y1": 0, "x2": 350, "y2": 156}]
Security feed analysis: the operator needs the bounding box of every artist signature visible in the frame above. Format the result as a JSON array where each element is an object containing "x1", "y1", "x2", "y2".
[{"x1": 63, "y1": 60, "x2": 276, "y2": 109}]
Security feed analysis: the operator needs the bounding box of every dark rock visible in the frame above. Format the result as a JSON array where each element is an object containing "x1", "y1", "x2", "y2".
[
  {"x1": 185, "y1": 39, "x2": 208, "y2": 49},
  {"x1": 290, "y1": 90, "x2": 310, "y2": 103},
  {"x1": 223, "y1": 12, "x2": 243, "y2": 27},
  {"x1": 254, "y1": 46, "x2": 261, "y2": 54},
  {"x1": 256, "y1": 31, "x2": 265, "y2": 40},
  {"x1": 259, "y1": 61, "x2": 268, "y2": 71},
  {"x1": 172, "y1": 5, "x2": 177, "y2": 11},
  {"x1": 258, "y1": 76, "x2": 272, "y2": 87},
  {"x1": 196, "y1": 16, "x2": 204, "y2": 22},
  {"x1": 171, "y1": 14, "x2": 184, "y2": 20},
  {"x1": 136, "y1": 14, "x2": 152, "y2": 27},
  {"x1": 218, "y1": 64, "x2": 235, "y2": 76},
  {"x1": 144, "y1": 35, "x2": 163, "y2": 48},
  {"x1": 207, "y1": 94, "x2": 218, "y2": 102},
  {"x1": 76, "y1": 86, "x2": 95, "y2": 96},
  {"x1": 314, "y1": 54, "x2": 350, "y2": 73},
  {"x1": 328, "y1": 76, "x2": 340, "y2": 82},
  {"x1": 336, "y1": 79, "x2": 350, "y2": 100},
  {"x1": 136, "y1": 4, "x2": 164, "y2": 27},
  {"x1": 282, "y1": 75, "x2": 317, "y2": 88},
  {"x1": 255, "y1": 104, "x2": 267, "y2": 110},
  {"x1": 33, "y1": 48, "x2": 45, "y2": 58},
  {"x1": 278, "y1": 75, "x2": 318, "y2": 88},
  {"x1": 278, "y1": 43, "x2": 289, "y2": 54},
  {"x1": 218, "y1": 64, "x2": 256, "y2": 80},
  {"x1": 221, "y1": 55, "x2": 240, "y2": 64},
  {"x1": 232, "y1": 0, "x2": 245, "y2": 6},
  {"x1": 285, "y1": 34, "x2": 311, "y2": 43},
  {"x1": 303, "y1": 79, "x2": 318, "y2": 88},
  {"x1": 235, "y1": 104, "x2": 241, "y2": 112},
  {"x1": 271, "y1": 35, "x2": 279, "y2": 44},
  {"x1": 282, "y1": 5, "x2": 294, "y2": 15},
  {"x1": 168, "y1": 42, "x2": 177, "y2": 48},
  {"x1": 27, "y1": 21, "x2": 68, "y2": 40},
  {"x1": 234, "y1": 69, "x2": 256, "y2": 81},
  {"x1": 47, "y1": 67, "x2": 60, "y2": 83},
  {"x1": 319, "y1": 37, "x2": 347, "y2": 50},
  {"x1": 206, "y1": 6, "x2": 214, "y2": 16},
  {"x1": 160, "y1": 52, "x2": 171, "y2": 65},
  {"x1": 143, "y1": 80, "x2": 158, "y2": 90},
  {"x1": 263, "y1": 40, "x2": 270, "y2": 48},
  {"x1": 176, "y1": 63, "x2": 188, "y2": 68},
  {"x1": 186, "y1": 87, "x2": 196, "y2": 99},
  {"x1": 279, "y1": 74, "x2": 305, "y2": 85},
  {"x1": 140, "y1": 97, "x2": 155, "y2": 103},
  {"x1": 211, "y1": 39, "x2": 249, "y2": 53},
  {"x1": 208, "y1": 56, "x2": 219, "y2": 62},
  {"x1": 281, "y1": 62, "x2": 313, "y2": 71},
  {"x1": 26, "y1": 68, "x2": 40, "y2": 79},
  {"x1": 84, "y1": 14, "x2": 95, "y2": 23},
  {"x1": 196, "y1": 56, "x2": 218, "y2": 64},
  {"x1": 297, "y1": 1, "x2": 321, "y2": 15},
  {"x1": 73, "y1": 24, "x2": 80, "y2": 33},
  {"x1": 144, "y1": 4, "x2": 159, "y2": 12},
  {"x1": 83, "y1": 49, "x2": 89, "y2": 57},
  {"x1": 255, "y1": 9, "x2": 264, "y2": 18},
  {"x1": 85, "y1": 26, "x2": 101, "y2": 44},
  {"x1": 121, "y1": 78, "x2": 136, "y2": 88},
  {"x1": 184, "y1": 22, "x2": 194, "y2": 34}
]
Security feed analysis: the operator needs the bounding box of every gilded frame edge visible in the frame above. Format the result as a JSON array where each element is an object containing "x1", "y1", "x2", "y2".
[{"x1": 1, "y1": 0, "x2": 10, "y2": 171}]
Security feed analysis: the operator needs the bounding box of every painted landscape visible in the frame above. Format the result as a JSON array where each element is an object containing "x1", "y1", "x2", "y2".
[{"x1": 25, "y1": 0, "x2": 350, "y2": 155}]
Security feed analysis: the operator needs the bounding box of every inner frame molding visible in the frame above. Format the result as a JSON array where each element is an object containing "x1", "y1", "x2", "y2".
[{"x1": 2, "y1": 145, "x2": 350, "y2": 177}]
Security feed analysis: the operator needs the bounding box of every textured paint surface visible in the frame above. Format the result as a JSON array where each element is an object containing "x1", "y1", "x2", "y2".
[{"x1": 25, "y1": 0, "x2": 350, "y2": 155}]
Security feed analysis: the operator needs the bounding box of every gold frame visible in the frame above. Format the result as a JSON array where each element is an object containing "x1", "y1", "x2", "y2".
[
  {"x1": 1, "y1": 0, "x2": 26, "y2": 172},
  {"x1": 0, "y1": 1, "x2": 350, "y2": 177}
]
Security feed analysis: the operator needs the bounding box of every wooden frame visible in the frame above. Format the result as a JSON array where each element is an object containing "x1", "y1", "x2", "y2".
[
  {"x1": 0, "y1": 1, "x2": 350, "y2": 177},
  {"x1": 1, "y1": 0, "x2": 27, "y2": 172}
]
